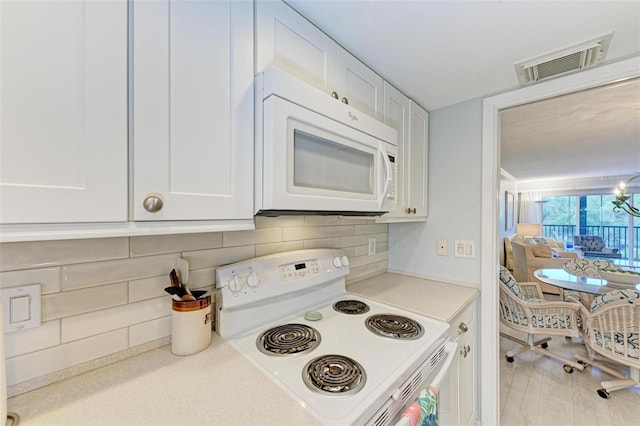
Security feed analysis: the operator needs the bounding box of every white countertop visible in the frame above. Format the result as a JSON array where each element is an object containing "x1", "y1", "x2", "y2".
[
  {"x1": 7, "y1": 272, "x2": 478, "y2": 425},
  {"x1": 348, "y1": 272, "x2": 479, "y2": 322}
]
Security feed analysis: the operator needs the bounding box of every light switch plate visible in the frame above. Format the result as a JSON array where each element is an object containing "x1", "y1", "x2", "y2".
[
  {"x1": 454, "y1": 240, "x2": 475, "y2": 258},
  {"x1": 1, "y1": 284, "x2": 41, "y2": 333}
]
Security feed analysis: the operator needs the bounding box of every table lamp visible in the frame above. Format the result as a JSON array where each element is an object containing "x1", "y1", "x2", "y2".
[{"x1": 516, "y1": 223, "x2": 542, "y2": 237}]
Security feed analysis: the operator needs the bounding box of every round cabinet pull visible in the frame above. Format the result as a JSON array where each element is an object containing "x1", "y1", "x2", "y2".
[
  {"x1": 331, "y1": 91, "x2": 339, "y2": 99},
  {"x1": 411, "y1": 208, "x2": 417, "y2": 214},
  {"x1": 458, "y1": 322, "x2": 468, "y2": 334},
  {"x1": 405, "y1": 207, "x2": 412, "y2": 214},
  {"x1": 341, "y1": 97, "x2": 349, "y2": 105},
  {"x1": 143, "y1": 195, "x2": 164, "y2": 213}
]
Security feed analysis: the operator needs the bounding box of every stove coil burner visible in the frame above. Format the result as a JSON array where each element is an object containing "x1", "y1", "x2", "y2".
[
  {"x1": 333, "y1": 299, "x2": 370, "y2": 315},
  {"x1": 257, "y1": 323, "x2": 321, "y2": 356},
  {"x1": 303, "y1": 354, "x2": 366, "y2": 396},
  {"x1": 365, "y1": 314, "x2": 424, "y2": 340}
]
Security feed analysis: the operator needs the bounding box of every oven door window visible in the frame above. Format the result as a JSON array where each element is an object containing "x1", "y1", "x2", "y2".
[{"x1": 290, "y1": 122, "x2": 377, "y2": 199}]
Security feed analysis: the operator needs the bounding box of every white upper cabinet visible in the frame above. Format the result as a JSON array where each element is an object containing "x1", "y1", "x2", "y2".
[
  {"x1": 337, "y1": 47, "x2": 384, "y2": 120},
  {"x1": 256, "y1": 1, "x2": 383, "y2": 120},
  {"x1": 379, "y1": 84, "x2": 428, "y2": 221},
  {"x1": 0, "y1": 0, "x2": 128, "y2": 224},
  {"x1": 380, "y1": 82, "x2": 410, "y2": 217},
  {"x1": 256, "y1": 1, "x2": 338, "y2": 94},
  {"x1": 408, "y1": 101, "x2": 429, "y2": 217},
  {"x1": 132, "y1": 0, "x2": 254, "y2": 221}
]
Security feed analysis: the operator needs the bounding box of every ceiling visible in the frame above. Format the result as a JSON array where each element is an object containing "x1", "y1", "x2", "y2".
[
  {"x1": 500, "y1": 77, "x2": 640, "y2": 182},
  {"x1": 286, "y1": 0, "x2": 640, "y2": 183}
]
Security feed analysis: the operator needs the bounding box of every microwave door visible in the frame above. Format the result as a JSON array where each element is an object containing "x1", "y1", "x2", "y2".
[{"x1": 262, "y1": 96, "x2": 388, "y2": 213}]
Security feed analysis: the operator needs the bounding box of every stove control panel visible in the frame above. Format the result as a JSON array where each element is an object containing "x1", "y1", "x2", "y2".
[
  {"x1": 279, "y1": 259, "x2": 320, "y2": 282},
  {"x1": 216, "y1": 249, "x2": 350, "y2": 310}
]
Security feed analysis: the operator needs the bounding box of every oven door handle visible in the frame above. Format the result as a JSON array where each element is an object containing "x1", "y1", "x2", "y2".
[
  {"x1": 395, "y1": 340, "x2": 459, "y2": 426},
  {"x1": 430, "y1": 340, "x2": 458, "y2": 392}
]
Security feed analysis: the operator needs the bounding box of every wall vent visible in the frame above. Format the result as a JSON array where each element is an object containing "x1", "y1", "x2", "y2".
[{"x1": 515, "y1": 33, "x2": 613, "y2": 85}]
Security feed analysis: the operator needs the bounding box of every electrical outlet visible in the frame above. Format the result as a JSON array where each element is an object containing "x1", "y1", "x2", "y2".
[
  {"x1": 368, "y1": 237, "x2": 377, "y2": 256},
  {"x1": 177, "y1": 257, "x2": 190, "y2": 283},
  {"x1": 437, "y1": 239, "x2": 448, "y2": 256}
]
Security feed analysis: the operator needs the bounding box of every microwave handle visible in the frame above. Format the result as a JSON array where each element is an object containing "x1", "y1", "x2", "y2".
[{"x1": 378, "y1": 143, "x2": 392, "y2": 210}]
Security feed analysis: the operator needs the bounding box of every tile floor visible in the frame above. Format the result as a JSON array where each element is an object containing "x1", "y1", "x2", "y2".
[{"x1": 499, "y1": 331, "x2": 640, "y2": 426}]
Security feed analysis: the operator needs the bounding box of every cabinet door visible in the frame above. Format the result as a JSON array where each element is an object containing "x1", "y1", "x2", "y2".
[
  {"x1": 382, "y1": 82, "x2": 410, "y2": 217},
  {"x1": 133, "y1": 0, "x2": 253, "y2": 221},
  {"x1": 451, "y1": 305, "x2": 477, "y2": 426},
  {"x1": 0, "y1": 0, "x2": 127, "y2": 224},
  {"x1": 256, "y1": 1, "x2": 337, "y2": 94},
  {"x1": 457, "y1": 326, "x2": 476, "y2": 425},
  {"x1": 337, "y1": 47, "x2": 384, "y2": 120},
  {"x1": 408, "y1": 101, "x2": 428, "y2": 217}
]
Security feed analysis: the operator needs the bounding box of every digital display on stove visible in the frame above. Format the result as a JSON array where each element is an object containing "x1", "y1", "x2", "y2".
[{"x1": 279, "y1": 259, "x2": 320, "y2": 281}]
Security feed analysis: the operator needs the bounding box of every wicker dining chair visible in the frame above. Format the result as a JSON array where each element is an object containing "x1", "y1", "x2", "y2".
[
  {"x1": 575, "y1": 290, "x2": 640, "y2": 398},
  {"x1": 498, "y1": 266, "x2": 584, "y2": 372}
]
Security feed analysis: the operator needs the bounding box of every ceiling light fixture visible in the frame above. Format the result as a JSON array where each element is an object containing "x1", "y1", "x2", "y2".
[{"x1": 612, "y1": 174, "x2": 640, "y2": 217}]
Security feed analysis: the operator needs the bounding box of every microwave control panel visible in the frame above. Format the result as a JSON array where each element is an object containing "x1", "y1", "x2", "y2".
[{"x1": 387, "y1": 155, "x2": 396, "y2": 199}]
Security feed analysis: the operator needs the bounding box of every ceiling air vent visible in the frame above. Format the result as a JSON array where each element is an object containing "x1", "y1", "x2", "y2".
[{"x1": 515, "y1": 33, "x2": 613, "y2": 85}]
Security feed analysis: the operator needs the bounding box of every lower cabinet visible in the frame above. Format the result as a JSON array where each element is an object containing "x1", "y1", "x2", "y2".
[{"x1": 449, "y1": 302, "x2": 477, "y2": 426}]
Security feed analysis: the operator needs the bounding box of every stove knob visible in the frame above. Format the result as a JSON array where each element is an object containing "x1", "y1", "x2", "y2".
[
  {"x1": 247, "y1": 272, "x2": 260, "y2": 288},
  {"x1": 333, "y1": 256, "x2": 342, "y2": 268},
  {"x1": 228, "y1": 276, "x2": 242, "y2": 292},
  {"x1": 340, "y1": 255, "x2": 350, "y2": 266}
]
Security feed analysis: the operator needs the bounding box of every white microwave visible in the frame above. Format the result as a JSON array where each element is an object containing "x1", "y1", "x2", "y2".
[{"x1": 255, "y1": 67, "x2": 398, "y2": 216}]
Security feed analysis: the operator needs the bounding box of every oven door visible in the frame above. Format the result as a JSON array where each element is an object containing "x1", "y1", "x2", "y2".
[
  {"x1": 367, "y1": 340, "x2": 458, "y2": 426},
  {"x1": 260, "y1": 95, "x2": 397, "y2": 213}
]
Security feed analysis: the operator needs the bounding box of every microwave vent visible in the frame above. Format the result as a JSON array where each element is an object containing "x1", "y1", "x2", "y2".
[{"x1": 515, "y1": 33, "x2": 613, "y2": 85}]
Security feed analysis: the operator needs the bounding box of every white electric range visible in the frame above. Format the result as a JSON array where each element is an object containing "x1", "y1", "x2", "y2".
[{"x1": 216, "y1": 249, "x2": 455, "y2": 425}]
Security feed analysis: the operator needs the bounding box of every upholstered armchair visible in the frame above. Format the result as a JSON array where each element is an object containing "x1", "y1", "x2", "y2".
[
  {"x1": 573, "y1": 235, "x2": 621, "y2": 259},
  {"x1": 511, "y1": 241, "x2": 579, "y2": 295},
  {"x1": 504, "y1": 235, "x2": 566, "y2": 271}
]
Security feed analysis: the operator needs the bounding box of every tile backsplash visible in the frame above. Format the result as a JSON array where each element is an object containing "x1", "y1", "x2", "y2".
[{"x1": 1, "y1": 216, "x2": 388, "y2": 396}]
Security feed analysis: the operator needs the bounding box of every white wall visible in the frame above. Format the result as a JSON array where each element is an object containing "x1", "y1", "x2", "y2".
[{"x1": 388, "y1": 98, "x2": 483, "y2": 286}]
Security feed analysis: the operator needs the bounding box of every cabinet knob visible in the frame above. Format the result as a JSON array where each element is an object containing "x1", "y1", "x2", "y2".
[
  {"x1": 461, "y1": 345, "x2": 471, "y2": 358},
  {"x1": 405, "y1": 207, "x2": 411, "y2": 214},
  {"x1": 341, "y1": 97, "x2": 349, "y2": 105},
  {"x1": 143, "y1": 195, "x2": 164, "y2": 213},
  {"x1": 411, "y1": 207, "x2": 417, "y2": 214},
  {"x1": 331, "y1": 91, "x2": 339, "y2": 99},
  {"x1": 458, "y1": 322, "x2": 468, "y2": 334}
]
